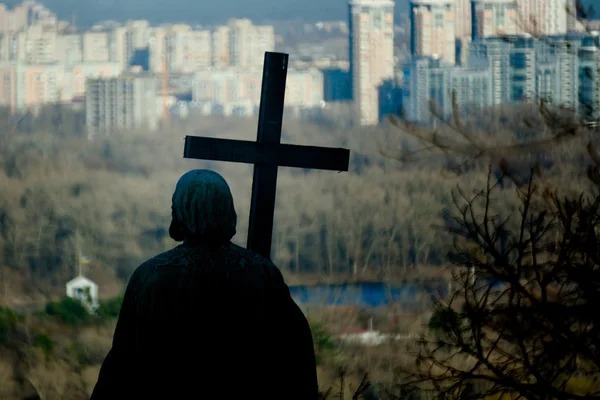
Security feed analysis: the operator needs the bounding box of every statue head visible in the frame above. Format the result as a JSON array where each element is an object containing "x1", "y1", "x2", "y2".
[{"x1": 169, "y1": 169, "x2": 237, "y2": 243}]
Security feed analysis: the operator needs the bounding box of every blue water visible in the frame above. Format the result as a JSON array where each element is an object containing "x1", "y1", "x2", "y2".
[{"x1": 288, "y1": 281, "x2": 448, "y2": 307}]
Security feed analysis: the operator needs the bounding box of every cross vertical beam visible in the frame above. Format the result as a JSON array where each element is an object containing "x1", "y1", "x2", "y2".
[{"x1": 247, "y1": 52, "x2": 289, "y2": 258}]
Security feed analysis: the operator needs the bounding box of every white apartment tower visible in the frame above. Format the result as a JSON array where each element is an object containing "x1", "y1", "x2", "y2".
[
  {"x1": 349, "y1": 0, "x2": 395, "y2": 126},
  {"x1": 410, "y1": 0, "x2": 456, "y2": 65},
  {"x1": 516, "y1": 0, "x2": 570, "y2": 35},
  {"x1": 455, "y1": 0, "x2": 472, "y2": 40},
  {"x1": 227, "y1": 19, "x2": 275, "y2": 68},
  {"x1": 471, "y1": 0, "x2": 518, "y2": 38}
]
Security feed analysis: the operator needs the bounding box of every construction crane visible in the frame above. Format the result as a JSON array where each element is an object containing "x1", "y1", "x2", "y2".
[{"x1": 161, "y1": 56, "x2": 169, "y2": 122}]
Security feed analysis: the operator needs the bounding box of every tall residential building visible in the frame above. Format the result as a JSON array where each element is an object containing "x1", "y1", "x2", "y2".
[
  {"x1": 0, "y1": 2, "x2": 33, "y2": 33},
  {"x1": 402, "y1": 56, "x2": 454, "y2": 122},
  {"x1": 509, "y1": 36, "x2": 537, "y2": 101},
  {"x1": 468, "y1": 37, "x2": 515, "y2": 104},
  {"x1": 410, "y1": 0, "x2": 456, "y2": 65},
  {"x1": 122, "y1": 20, "x2": 152, "y2": 68},
  {"x1": 166, "y1": 25, "x2": 212, "y2": 73},
  {"x1": 455, "y1": 0, "x2": 472, "y2": 40},
  {"x1": 0, "y1": 1, "x2": 58, "y2": 33},
  {"x1": 536, "y1": 37, "x2": 578, "y2": 108},
  {"x1": 285, "y1": 68, "x2": 325, "y2": 108},
  {"x1": 517, "y1": 0, "x2": 570, "y2": 35},
  {"x1": 192, "y1": 67, "x2": 324, "y2": 116},
  {"x1": 125, "y1": 20, "x2": 151, "y2": 50},
  {"x1": 471, "y1": 0, "x2": 518, "y2": 39},
  {"x1": 149, "y1": 20, "x2": 272, "y2": 73},
  {"x1": 469, "y1": 33, "x2": 599, "y2": 114},
  {"x1": 56, "y1": 33, "x2": 83, "y2": 66},
  {"x1": 166, "y1": 24, "x2": 192, "y2": 72},
  {"x1": 182, "y1": 29, "x2": 212, "y2": 72},
  {"x1": 402, "y1": 33, "x2": 600, "y2": 125},
  {"x1": 0, "y1": 32, "x2": 20, "y2": 61},
  {"x1": 85, "y1": 74, "x2": 160, "y2": 136},
  {"x1": 0, "y1": 62, "x2": 63, "y2": 111},
  {"x1": 227, "y1": 19, "x2": 275, "y2": 68},
  {"x1": 149, "y1": 25, "x2": 212, "y2": 74},
  {"x1": 66, "y1": 61, "x2": 121, "y2": 100},
  {"x1": 348, "y1": 0, "x2": 395, "y2": 126},
  {"x1": 149, "y1": 26, "x2": 168, "y2": 73},
  {"x1": 212, "y1": 26, "x2": 230, "y2": 67},
  {"x1": 578, "y1": 33, "x2": 600, "y2": 121},
  {"x1": 108, "y1": 27, "x2": 128, "y2": 71},
  {"x1": 193, "y1": 69, "x2": 261, "y2": 116},
  {"x1": 82, "y1": 31, "x2": 110, "y2": 62},
  {"x1": 19, "y1": 22, "x2": 59, "y2": 64},
  {"x1": 451, "y1": 66, "x2": 492, "y2": 112},
  {"x1": 401, "y1": 55, "x2": 493, "y2": 123}
]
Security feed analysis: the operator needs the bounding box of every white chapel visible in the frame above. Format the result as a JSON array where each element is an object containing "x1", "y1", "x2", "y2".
[{"x1": 66, "y1": 275, "x2": 99, "y2": 312}]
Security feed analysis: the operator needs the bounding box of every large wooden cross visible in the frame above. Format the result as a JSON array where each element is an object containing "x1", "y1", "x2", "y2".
[{"x1": 183, "y1": 52, "x2": 350, "y2": 259}]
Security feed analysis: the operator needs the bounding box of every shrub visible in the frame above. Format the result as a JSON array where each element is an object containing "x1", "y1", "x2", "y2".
[
  {"x1": 33, "y1": 333, "x2": 54, "y2": 359},
  {"x1": 96, "y1": 296, "x2": 123, "y2": 320},
  {"x1": 310, "y1": 321, "x2": 336, "y2": 365},
  {"x1": 0, "y1": 307, "x2": 19, "y2": 345},
  {"x1": 44, "y1": 297, "x2": 89, "y2": 325}
]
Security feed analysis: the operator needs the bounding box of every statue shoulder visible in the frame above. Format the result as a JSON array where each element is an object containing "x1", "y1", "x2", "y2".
[
  {"x1": 227, "y1": 243, "x2": 278, "y2": 269},
  {"x1": 225, "y1": 243, "x2": 286, "y2": 286}
]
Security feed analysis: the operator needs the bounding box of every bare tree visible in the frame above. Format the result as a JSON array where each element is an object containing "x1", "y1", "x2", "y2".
[{"x1": 391, "y1": 168, "x2": 600, "y2": 399}]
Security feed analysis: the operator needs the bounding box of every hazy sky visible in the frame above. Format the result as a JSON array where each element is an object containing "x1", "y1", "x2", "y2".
[{"x1": 3, "y1": 0, "x2": 597, "y2": 28}]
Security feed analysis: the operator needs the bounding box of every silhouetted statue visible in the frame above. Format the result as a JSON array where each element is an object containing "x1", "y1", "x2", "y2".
[{"x1": 91, "y1": 169, "x2": 318, "y2": 400}]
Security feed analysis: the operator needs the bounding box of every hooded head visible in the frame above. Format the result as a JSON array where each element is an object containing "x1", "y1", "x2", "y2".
[{"x1": 169, "y1": 169, "x2": 237, "y2": 243}]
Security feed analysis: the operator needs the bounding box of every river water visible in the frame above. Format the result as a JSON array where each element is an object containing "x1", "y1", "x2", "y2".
[{"x1": 289, "y1": 281, "x2": 449, "y2": 307}]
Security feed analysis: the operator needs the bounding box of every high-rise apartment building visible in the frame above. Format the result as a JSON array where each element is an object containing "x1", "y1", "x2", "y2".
[
  {"x1": 149, "y1": 26, "x2": 168, "y2": 73},
  {"x1": 82, "y1": 31, "x2": 110, "y2": 62},
  {"x1": 471, "y1": 0, "x2": 518, "y2": 39},
  {"x1": 0, "y1": 62, "x2": 63, "y2": 111},
  {"x1": 0, "y1": 32, "x2": 20, "y2": 61},
  {"x1": 517, "y1": 0, "x2": 569, "y2": 35},
  {"x1": 212, "y1": 26, "x2": 230, "y2": 67},
  {"x1": 402, "y1": 56, "x2": 454, "y2": 122},
  {"x1": 468, "y1": 38, "x2": 513, "y2": 104},
  {"x1": 227, "y1": 19, "x2": 275, "y2": 68},
  {"x1": 348, "y1": 0, "x2": 395, "y2": 126},
  {"x1": 403, "y1": 33, "x2": 599, "y2": 125},
  {"x1": 18, "y1": 22, "x2": 58, "y2": 64},
  {"x1": 164, "y1": 25, "x2": 212, "y2": 73},
  {"x1": 123, "y1": 20, "x2": 152, "y2": 68},
  {"x1": 85, "y1": 74, "x2": 160, "y2": 136},
  {"x1": 67, "y1": 62, "x2": 121, "y2": 99},
  {"x1": 0, "y1": 1, "x2": 55, "y2": 33},
  {"x1": 536, "y1": 37, "x2": 578, "y2": 108},
  {"x1": 108, "y1": 27, "x2": 128, "y2": 70},
  {"x1": 509, "y1": 36, "x2": 537, "y2": 101},
  {"x1": 182, "y1": 29, "x2": 212, "y2": 72},
  {"x1": 410, "y1": 0, "x2": 456, "y2": 65},
  {"x1": 455, "y1": 0, "x2": 472, "y2": 40},
  {"x1": 148, "y1": 20, "x2": 273, "y2": 74},
  {"x1": 451, "y1": 66, "x2": 492, "y2": 112},
  {"x1": 56, "y1": 33, "x2": 82, "y2": 66},
  {"x1": 192, "y1": 67, "x2": 324, "y2": 116},
  {"x1": 578, "y1": 34, "x2": 600, "y2": 121}
]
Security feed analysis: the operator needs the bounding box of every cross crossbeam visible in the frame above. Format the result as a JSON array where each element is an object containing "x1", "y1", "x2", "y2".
[
  {"x1": 184, "y1": 137, "x2": 350, "y2": 171},
  {"x1": 183, "y1": 52, "x2": 350, "y2": 259}
]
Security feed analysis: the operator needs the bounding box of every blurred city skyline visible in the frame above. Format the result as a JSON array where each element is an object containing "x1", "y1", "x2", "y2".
[{"x1": 8, "y1": 0, "x2": 596, "y2": 28}]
